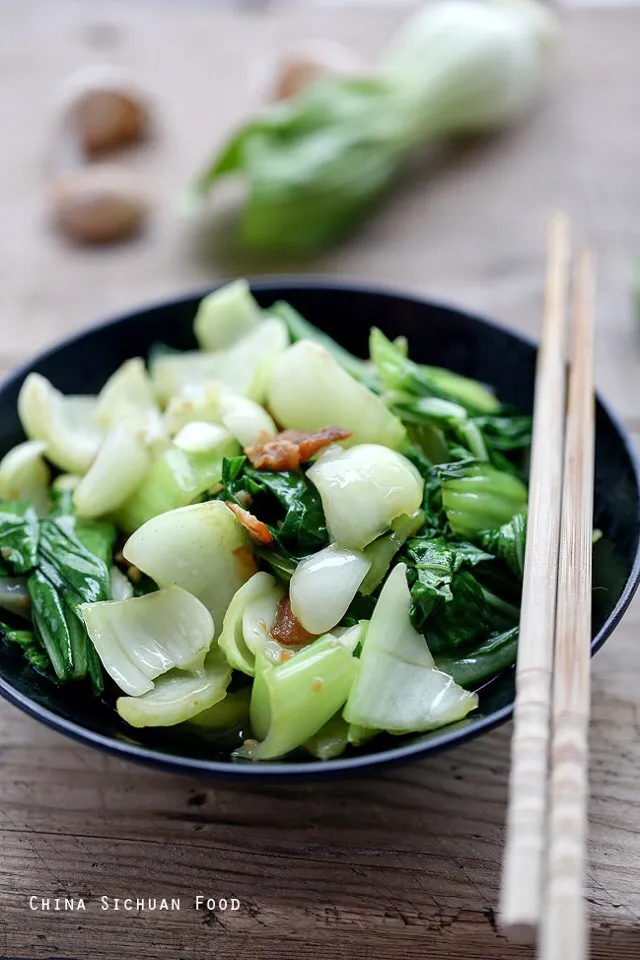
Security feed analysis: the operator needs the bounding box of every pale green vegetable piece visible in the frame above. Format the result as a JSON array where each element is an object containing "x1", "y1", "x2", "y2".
[
  {"x1": 381, "y1": 0, "x2": 556, "y2": 143},
  {"x1": 116, "y1": 647, "x2": 231, "y2": 728},
  {"x1": 244, "y1": 633, "x2": 359, "y2": 761},
  {"x1": 123, "y1": 500, "x2": 256, "y2": 632},
  {"x1": 113, "y1": 435, "x2": 239, "y2": 533},
  {"x1": 150, "y1": 318, "x2": 289, "y2": 404},
  {"x1": 218, "y1": 571, "x2": 285, "y2": 675},
  {"x1": 163, "y1": 383, "x2": 225, "y2": 435},
  {"x1": 307, "y1": 443, "x2": 423, "y2": 550},
  {"x1": 173, "y1": 421, "x2": 233, "y2": 455},
  {"x1": 81, "y1": 585, "x2": 215, "y2": 696},
  {"x1": 17, "y1": 373, "x2": 102, "y2": 474},
  {"x1": 304, "y1": 713, "x2": 350, "y2": 760},
  {"x1": 110, "y1": 567, "x2": 134, "y2": 602},
  {"x1": 343, "y1": 564, "x2": 478, "y2": 733},
  {"x1": 290, "y1": 543, "x2": 371, "y2": 635},
  {"x1": 74, "y1": 417, "x2": 150, "y2": 518},
  {"x1": 189, "y1": 686, "x2": 251, "y2": 730},
  {"x1": 194, "y1": 279, "x2": 263, "y2": 351},
  {"x1": 0, "y1": 440, "x2": 51, "y2": 514},
  {"x1": 96, "y1": 358, "x2": 163, "y2": 445},
  {"x1": 219, "y1": 394, "x2": 276, "y2": 448},
  {"x1": 361, "y1": 509, "x2": 425, "y2": 595},
  {"x1": 267, "y1": 341, "x2": 405, "y2": 448},
  {"x1": 52, "y1": 473, "x2": 81, "y2": 493}
]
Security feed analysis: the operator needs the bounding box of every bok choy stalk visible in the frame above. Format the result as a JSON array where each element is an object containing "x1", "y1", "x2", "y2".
[
  {"x1": 18, "y1": 374, "x2": 103, "y2": 474},
  {"x1": 81, "y1": 585, "x2": 214, "y2": 696},
  {"x1": 113, "y1": 432, "x2": 240, "y2": 533},
  {"x1": 150, "y1": 319, "x2": 289, "y2": 405},
  {"x1": 0, "y1": 441, "x2": 51, "y2": 515},
  {"x1": 267, "y1": 341, "x2": 405, "y2": 449},
  {"x1": 290, "y1": 544, "x2": 371, "y2": 635},
  {"x1": 217, "y1": 572, "x2": 285, "y2": 676},
  {"x1": 123, "y1": 500, "x2": 257, "y2": 631},
  {"x1": 73, "y1": 416, "x2": 150, "y2": 519},
  {"x1": 304, "y1": 713, "x2": 350, "y2": 761},
  {"x1": 194, "y1": 279, "x2": 263, "y2": 352},
  {"x1": 241, "y1": 631, "x2": 359, "y2": 760},
  {"x1": 116, "y1": 647, "x2": 232, "y2": 728},
  {"x1": 437, "y1": 461, "x2": 528, "y2": 537},
  {"x1": 307, "y1": 444, "x2": 423, "y2": 550},
  {"x1": 187, "y1": 0, "x2": 555, "y2": 254},
  {"x1": 360, "y1": 509, "x2": 425, "y2": 596},
  {"x1": 343, "y1": 564, "x2": 477, "y2": 733}
]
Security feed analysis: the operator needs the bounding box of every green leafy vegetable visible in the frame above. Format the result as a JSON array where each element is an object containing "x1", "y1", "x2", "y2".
[
  {"x1": 401, "y1": 536, "x2": 492, "y2": 635},
  {"x1": 214, "y1": 456, "x2": 328, "y2": 556},
  {"x1": 0, "y1": 501, "x2": 39, "y2": 573},
  {"x1": 0, "y1": 623, "x2": 52, "y2": 676},
  {"x1": 370, "y1": 328, "x2": 501, "y2": 415},
  {"x1": 480, "y1": 513, "x2": 527, "y2": 579},
  {"x1": 435, "y1": 626, "x2": 519, "y2": 689},
  {"x1": 437, "y1": 461, "x2": 528, "y2": 538},
  {"x1": 0, "y1": 500, "x2": 114, "y2": 687}
]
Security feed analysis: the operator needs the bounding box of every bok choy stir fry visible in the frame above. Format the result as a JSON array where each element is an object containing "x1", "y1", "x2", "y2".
[{"x1": 0, "y1": 281, "x2": 531, "y2": 761}]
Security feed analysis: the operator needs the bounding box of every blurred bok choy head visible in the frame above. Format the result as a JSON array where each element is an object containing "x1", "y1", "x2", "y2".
[{"x1": 187, "y1": 0, "x2": 557, "y2": 255}]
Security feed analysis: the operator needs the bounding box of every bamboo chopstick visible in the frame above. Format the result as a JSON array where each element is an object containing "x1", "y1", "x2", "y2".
[
  {"x1": 500, "y1": 213, "x2": 571, "y2": 941},
  {"x1": 540, "y1": 248, "x2": 596, "y2": 960}
]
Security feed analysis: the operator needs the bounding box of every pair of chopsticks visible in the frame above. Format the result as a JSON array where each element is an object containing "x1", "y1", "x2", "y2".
[{"x1": 500, "y1": 213, "x2": 596, "y2": 960}]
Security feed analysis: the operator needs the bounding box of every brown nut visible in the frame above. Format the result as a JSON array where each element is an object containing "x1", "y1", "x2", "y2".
[
  {"x1": 52, "y1": 167, "x2": 147, "y2": 245},
  {"x1": 54, "y1": 67, "x2": 150, "y2": 159},
  {"x1": 73, "y1": 88, "x2": 148, "y2": 155},
  {"x1": 273, "y1": 40, "x2": 364, "y2": 100}
]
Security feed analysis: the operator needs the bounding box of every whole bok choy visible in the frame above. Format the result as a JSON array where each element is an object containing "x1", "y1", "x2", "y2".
[{"x1": 188, "y1": 0, "x2": 556, "y2": 253}]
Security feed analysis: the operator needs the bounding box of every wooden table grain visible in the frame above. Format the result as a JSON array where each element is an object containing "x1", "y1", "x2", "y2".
[{"x1": 1, "y1": 2, "x2": 640, "y2": 958}]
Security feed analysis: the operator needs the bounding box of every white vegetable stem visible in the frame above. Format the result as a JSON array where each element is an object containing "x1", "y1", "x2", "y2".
[
  {"x1": 150, "y1": 318, "x2": 289, "y2": 404},
  {"x1": 217, "y1": 571, "x2": 286, "y2": 676},
  {"x1": 81, "y1": 585, "x2": 214, "y2": 696},
  {"x1": 307, "y1": 444, "x2": 424, "y2": 550},
  {"x1": 290, "y1": 544, "x2": 371, "y2": 635},
  {"x1": 18, "y1": 373, "x2": 102, "y2": 474},
  {"x1": 116, "y1": 648, "x2": 231, "y2": 729},
  {"x1": 344, "y1": 564, "x2": 478, "y2": 732},
  {"x1": 381, "y1": 0, "x2": 557, "y2": 145},
  {"x1": 74, "y1": 416, "x2": 150, "y2": 518},
  {"x1": 266, "y1": 340, "x2": 405, "y2": 448},
  {"x1": 193, "y1": 279, "x2": 263, "y2": 352},
  {"x1": 0, "y1": 440, "x2": 51, "y2": 515},
  {"x1": 123, "y1": 500, "x2": 256, "y2": 633}
]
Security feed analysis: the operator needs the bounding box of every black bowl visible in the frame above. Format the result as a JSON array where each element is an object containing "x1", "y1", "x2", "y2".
[{"x1": 0, "y1": 280, "x2": 639, "y2": 781}]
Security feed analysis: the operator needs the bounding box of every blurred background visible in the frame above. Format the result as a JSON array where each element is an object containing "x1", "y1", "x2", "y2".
[{"x1": 2, "y1": 0, "x2": 639, "y2": 426}]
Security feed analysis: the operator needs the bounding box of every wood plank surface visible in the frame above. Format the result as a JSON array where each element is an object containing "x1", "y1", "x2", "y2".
[{"x1": 1, "y1": 3, "x2": 640, "y2": 958}]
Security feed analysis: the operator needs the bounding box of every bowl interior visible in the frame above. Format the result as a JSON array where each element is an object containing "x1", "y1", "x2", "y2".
[{"x1": 0, "y1": 282, "x2": 638, "y2": 779}]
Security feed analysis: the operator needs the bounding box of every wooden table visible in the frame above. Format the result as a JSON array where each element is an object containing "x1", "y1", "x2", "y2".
[{"x1": 1, "y1": 3, "x2": 640, "y2": 958}]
